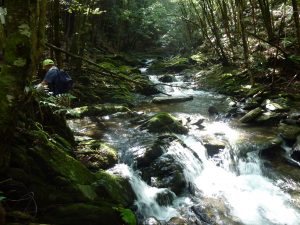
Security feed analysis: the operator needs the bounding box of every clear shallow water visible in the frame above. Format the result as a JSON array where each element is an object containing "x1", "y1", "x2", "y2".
[{"x1": 71, "y1": 72, "x2": 300, "y2": 224}]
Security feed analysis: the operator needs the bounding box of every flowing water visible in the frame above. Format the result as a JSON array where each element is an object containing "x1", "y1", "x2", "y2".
[{"x1": 70, "y1": 68, "x2": 300, "y2": 224}]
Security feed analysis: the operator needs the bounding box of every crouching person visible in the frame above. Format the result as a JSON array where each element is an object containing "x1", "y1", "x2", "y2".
[{"x1": 36, "y1": 59, "x2": 73, "y2": 96}]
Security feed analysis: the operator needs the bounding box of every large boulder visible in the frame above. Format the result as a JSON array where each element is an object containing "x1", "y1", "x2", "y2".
[
  {"x1": 255, "y1": 111, "x2": 286, "y2": 125},
  {"x1": 8, "y1": 124, "x2": 135, "y2": 225},
  {"x1": 136, "y1": 135, "x2": 189, "y2": 195},
  {"x1": 41, "y1": 203, "x2": 125, "y2": 225},
  {"x1": 141, "y1": 112, "x2": 188, "y2": 134},
  {"x1": 278, "y1": 123, "x2": 300, "y2": 144},
  {"x1": 76, "y1": 140, "x2": 118, "y2": 171},
  {"x1": 142, "y1": 154, "x2": 186, "y2": 195},
  {"x1": 136, "y1": 135, "x2": 177, "y2": 168}
]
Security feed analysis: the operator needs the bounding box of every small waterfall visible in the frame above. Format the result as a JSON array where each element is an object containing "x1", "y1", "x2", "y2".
[{"x1": 109, "y1": 164, "x2": 179, "y2": 221}]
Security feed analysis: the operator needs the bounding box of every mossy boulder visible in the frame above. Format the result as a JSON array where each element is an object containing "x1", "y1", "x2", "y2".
[
  {"x1": 94, "y1": 171, "x2": 136, "y2": 206},
  {"x1": 255, "y1": 112, "x2": 286, "y2": 125},
  {"x1": 141, "y1": 112, "x2": 188, "y2": 134},
  {"x1": 66, "y1": 104, "x2": 131, "y2": 119},
  {"x1": 239, "y1": 107, "x2": 264, "y2": 123},
  {"x1": 41, "y1": 203, "x2": 124, "y2": 225},
  {"x1": 76, "y1": 140, "x2": 118, "y2": 171},
  {"x1": 278, "y1": 123, "x2": 300, "y2": 142},
  {"x1": 8, "y1": 123, "x2": 136, "y2": 225}
]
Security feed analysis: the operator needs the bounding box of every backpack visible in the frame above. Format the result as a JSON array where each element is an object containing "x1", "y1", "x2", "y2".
[{"x1": 55, "y1": 69, "x2": 73, "y2": 94}]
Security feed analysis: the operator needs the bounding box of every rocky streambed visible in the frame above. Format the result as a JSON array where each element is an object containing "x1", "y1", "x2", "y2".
[{"x1": 66, "y1": 68, "x2": 300, "y2": 225}]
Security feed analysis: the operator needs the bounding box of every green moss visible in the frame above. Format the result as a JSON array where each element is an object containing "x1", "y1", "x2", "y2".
[
  {"x1": 99, "y1": 62, "x2": 118, "y2": 72},
  {"x1": 77, "y1": 140, "x2": 118, "y2": 170},
  {"x1": 114, "y1": 207, "x2": 137, "y2": 225},
  {"x1": 94, "y1": 171, "x2": 135, "y2": 206},
  {"x1": 66, "y1": 104, "x2": 131, "y2": 119},
  {"x1": 190, "y1": 52, "x2": 208, "y2": 64},
  {"x1": 145, "y1": 112, "x2": 188, "y2": 134}
]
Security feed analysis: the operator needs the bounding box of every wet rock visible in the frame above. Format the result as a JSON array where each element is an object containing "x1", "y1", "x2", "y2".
[
  {"x1": 289, "y1": 112, "x2": 300, "y2": 120},
  {"x1": 159, "y1": 74, "x2": 175, "y2": 83},
  {"x1": 291, "y1": 136, "x2": 300, "y2": 162},
  {"x1": 281, "y1": 118, "x2": 300, "y2": 126},
  {"x1": 208, "y1": 106, "x2": 219, "y2": 116},
  {"x1": 141, "y1": 112, "x2": 188, "y2": 134},
  {"x1": 166, "y1": 217, "x2": 188, "y2": 225},
  {"x1": 278, "y1": 123, "x2": 300, "y2": 144},
  {"x1": 152, "y1": 96, "x2": 193, "y2": 104},
  {"x1": 66, "y1": 104, "x2": 131, "y2": 119},
  {"x1": 239, "y1": 107, "x2": 263, "y2": 123},
  {"x1": 225, "y1": 107, "x2": 244, "y2": 118},
  {"x1": 191, "y1": 118, "x2": 205, "y2": 127},
  {"x1": 138, "y1": 135, "x2": 189, "y2": 195},
  {"x1": 259, "y1": 137, "x2": 283, "y2": 159},
  {"x1": 242, "y1": 98, "x2": 260, "y2": 110},
  {"x1": 255, "y1": 111, "x2": 286, "y2": 125},
  {"x1": 262, "y1": 99, "x2": 289, "y2": 112},
  {"x1": 76, "y1": 140, "x2": 118, "y2": 171},
  {"x1": 136, "y1": 135, "x2": 177, "y2": 168},
  {"x1": 201, "y1": 135, "x2": 226, "y2": 157},
  {"x1": 191, "y1": 205, "x2": 215, "y2": 225},
  {"x1": 142, "y1": 217, "x2": 162, "y2": 225},
  {"x1": 155, "y1": 189, "x2": 176, "y2": 206},
  {"x1": 143, "y1": 154, "x2": 186, "y2": 195}
]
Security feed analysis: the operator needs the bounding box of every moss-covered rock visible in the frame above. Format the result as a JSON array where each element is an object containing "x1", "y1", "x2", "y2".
[
  {"x1": 278, "y1": 123, "x2": 300, "y2": 142},
  {"x1": 239, "y1": 107, "x2": 264, "y2": 123},
  {"x1": 41, "y1": 203, "x2": 124, "y2": 225},
  {"x1": 94, "y1": 171, "x2": 136, "y2": 206},
  {"x1": 7, "y1": 120, "x2": 136, "y2": 225},
  {"x1": 66, "y1": 104, "x2": 131, "y2": 119},
  {"x1": 76, "y1": 140, "x2": 118, "y2": 171},
  {"x1": 141, "y1": 112, "x2": 188, "y2": 134}
]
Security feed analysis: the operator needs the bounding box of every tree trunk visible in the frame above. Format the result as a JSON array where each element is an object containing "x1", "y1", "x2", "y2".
[
  {"x1": 236, "y1": 0, "x2": 253, "y2": 85},
  {"x1": 53, "y1": 0, "x2": 62, "y2": 66},
  {"x1": 291, "y1": 0, "x2": 300, "y2": 51},
  {"x1": 257, "y1": 0, "x2": 274, "y2": 41},
  {"x1": 0, "y1": 0, "x2": 46, "y2": 172},
  {"x1": 203, "y1": 0, "x2": 229, "y2": 65}
]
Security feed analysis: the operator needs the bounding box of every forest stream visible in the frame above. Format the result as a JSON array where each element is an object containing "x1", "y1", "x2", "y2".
[{"x1": 68, "y1": 66, "x2": 300, "y2": 225}]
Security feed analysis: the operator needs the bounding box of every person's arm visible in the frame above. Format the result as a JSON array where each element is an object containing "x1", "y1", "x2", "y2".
[{"x1": 36, "y1": 80, "x2": 48, "y2": 91}]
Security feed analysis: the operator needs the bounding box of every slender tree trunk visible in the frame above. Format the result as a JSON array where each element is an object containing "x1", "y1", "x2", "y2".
[
  {"x1": 203, "y1": 0, "x2": 229, "y2": 65},
  {"x1": 236, "y1": 0, "x2": 253, "y2": 85},
  {"x1": 217, "y1": 0, "x2": 236, "y2": 57},
  {"x1": 257, "y1": 0, "x2": 274, "y2": 41},
  {"x1": 188, "y1": 0, "x2": 220, "y2": 56},
  {"x1": 291, "y1": 0, "x2": 300, "y2": 51},
  {"x1": 53, "y1": 0, "x2": 62, "y2": 66},
  {"x1": 249, "y1": 0, "x2": 258, "y2": 34}
]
